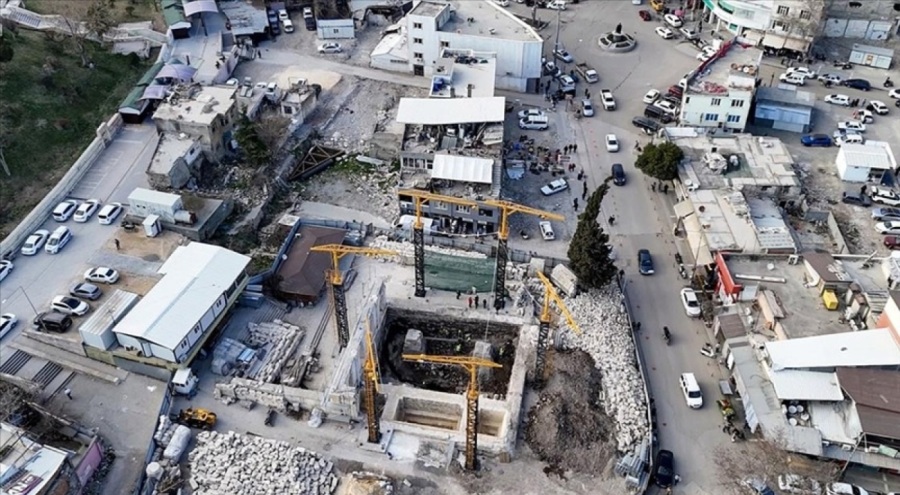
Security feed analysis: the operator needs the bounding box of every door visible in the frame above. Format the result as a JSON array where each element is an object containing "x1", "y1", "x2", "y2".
[{"x1": 413, "y1": 64, "x2": 424, "y2": 76}]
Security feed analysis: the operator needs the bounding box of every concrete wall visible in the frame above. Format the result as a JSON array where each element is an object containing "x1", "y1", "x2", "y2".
[
  {"x1": 317, "y1": 19, "x2": 355, "y2": 39},
  {"x1": 23, "y1": 330, "x2": 88, "y2": 357},
  {"x1": 1, "y1": 114, "x2": 123, "y2": 258}
]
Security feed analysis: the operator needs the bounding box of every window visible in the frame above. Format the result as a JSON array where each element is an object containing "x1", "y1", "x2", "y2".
[
  {"x1": 711, "y1": 98, "x2": 722, "y2": 106},
  {"x1": 413, "y1": 22, "x2": 422, "y2": 29},
  {"x1": 455, "y1": 205, "x2": 471, "y2": 213},
  {"x1": 441, "y1": 41, "x2": 450, "y2": 48},
  {"x1": 704, "y1": 113, "x2": 719, "y2": 121},
  {"x1": 799, "y1": 9, "x2": 810, "y2": 20},
  {"x1": 731, "y1": 99, "x2": 745, "y2": 108},
  {"x1": 685, "y1": 96, "x2": 691, "y2": 104},
  {"x1": 413, "y1": 37, "x2": 423, "y2": 44},
  {"x1": 772, "y1": 20, "x2": 788, "y2": 31},
  {"x1": 727, "y1": 114, "x2": 741, "y2": 123},
  {"x1": 414, "y1": 52, "x2": 423, "y2": 59},
  {"x1": 776, "y1": 5, "x2": 789, "y2": 15}
]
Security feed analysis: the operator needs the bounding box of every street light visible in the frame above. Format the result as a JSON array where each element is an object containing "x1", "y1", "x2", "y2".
[{"x1": 1, "y1": 285, "x2": 39, "y2": 317}]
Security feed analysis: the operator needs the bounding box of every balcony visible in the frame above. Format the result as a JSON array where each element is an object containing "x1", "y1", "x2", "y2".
[{"x1": 704, "y1": 0, "x2": 771, "y2": 31}]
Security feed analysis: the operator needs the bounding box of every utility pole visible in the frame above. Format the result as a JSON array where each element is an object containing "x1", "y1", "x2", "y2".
[{"x1": 553, "y1": 7, "x2": 561, "y2": 54}]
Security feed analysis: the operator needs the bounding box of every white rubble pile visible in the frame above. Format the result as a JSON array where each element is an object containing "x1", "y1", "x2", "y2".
[
  {"x1": 557, "y1": 285, "x2": 649, "y2": 452},
  {"x1": 153, "y1": 415, "x2": 175, "y2": 446},
  {"x1": 163, "y1": 425, "x2": 191, "y2": 462},
  {"x1": 244, "y1": 320, "x2": 306, "y2": 383},
  {"x1": 188, "y1": 431, "x2": 339, "y2": 494},
  {"x1": 215, "y1": 377, "x2": 287, "y2": 411},
  {"x1": 370, "y1": 235, "x2": 489, "y2": 259}
]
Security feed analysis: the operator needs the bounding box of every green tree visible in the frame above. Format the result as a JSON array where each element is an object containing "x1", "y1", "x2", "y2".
[
  {"x1": 567, "y1": 178, "x2": 617, "y2": 289},
  {"x1": 234, "y1": 116, "x2": 272, "y2": 167},
  {"x1": 0, "y1": 35, "x2": 13, "y2": 64},
  {"x1": 634, "y1": 141, "x2": 684, "y2": 181}
]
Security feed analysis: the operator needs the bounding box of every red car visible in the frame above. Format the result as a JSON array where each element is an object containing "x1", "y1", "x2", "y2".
[
  {"x1": 885, "y1": 236, "x2": 900, "y2": 249},
  {"x1": 639, "y1": 10, "x2": 651, "y2": 21}
]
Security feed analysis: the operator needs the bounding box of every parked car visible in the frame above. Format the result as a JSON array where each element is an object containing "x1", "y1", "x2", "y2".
[
  {"x1": 0, "y1": 260, "x2": 12, "y2": 282},
  {"x1": 679, "y1": 27, "x2": 699, "y2": 39},
  {"x1": 779, "y1": 73, "x2": 806, "y2": 86},
  {"x1": 778, "y1": 474, "x2": 823, "y2": 495},
  {"x1": 837, "y1": 120, "x2": 866, "y2": 133},
  {"x1": 824, "y1": 94, "x2": 851, "y2": 106},
  {"x1": 0, "y1": 313, "x2": 17, "y2": 340},
  {"x1": 653, "y1": 100, "x2": 679, "y2": 116},
  {"x1": 841, "y1": 191, "x2": 872, "y2": 207},
  {"x1": 20, "y1": 229, "x2": 50, "y2": 256},
  {"x1": 870, "y1": 186, "x2": 900, "y2": 206},
  {"x1": 826, "y1": 482, "x2": 869, "y2": 495},
  {"x1": 492, "y1": 0, "x2": 510, "y2": 6},
  {"x1": 643, "y1": 89, "x2": 660, "y2": 104},
  {"x1": 834, "y1": 132, "x2": 865, "y2": 147},
  {"x1": 605, "y1": 134, "x2": 619, "y2": 152},
  {"x1": 581, "y1": 99, "x2": 595, "y2": 117},
  {"x1": 885, "y1": 235, "x2": 900, "y2": 250},
  {"x1": 84, "y1": 267, "x2": 120, "y2": 284},
  {"x1": 518, "y1": 108, "x2": 546, "y2": 119},
  {"x1": 44, "y1": 226, "x2": 72, "y2": 254},
  {"x1": 638, "y1": 249, "x2": 654, "y2": 275},
  {"x1": 539, "y1": 221, "x2": 555, "y2": 240},
  {"x1": 875, "y1": 221, "x2": 900, "y2": 235},
  {"x1": 553, "y1": 47, "x2": 574, "y2": 63},
  {"x1": 638, "y1": 9, "x2": 651, "y2": 21},
  {"x1": 52, "y1": 200, "x2": 78, "y2": 222},
  {"x1": 558, "y1": 74, "x2": 576, "y2": 91},
  {"x1": 890, "y1": 88, "x2": 900, "y2": 99},
  {"x1": 51, "y1": 296, "x2": 90, "y2": 316},
  {"x1": 867, "y1": 100, "x2": 889, "y2": 115},
  {"x1": 97, "y1": 202, "x2": 123, "y2": 225},
  {"x1": 73, "y1": 199, "x2": 101, "y2": 223},
  {"x1": 33, "y1": 312, "x2": 73, "y2": 333},
  {"x1": 840, "y1": 78, "x2": 871, "y2": 91},
  {"x1": 653, "y1": 449, "x2": 675, "y2": 488},
  {"x1": 817, "y1": 73, "x2": 842, "y2": 85},
  {"x1": 317, "y1": 42, "x2": 342, "y2": 54},
  {"x1": 679, "y1": 372, "x2": 702, "y2": 408},
  {"x1": 632, "y1": 116, "x2": 661, "y2": 134},
  {"x1": 70, "y1": 282, "x2": 102, "y2": 301},
  {"x1": 801, "y1": 134, "x2": 833, "y2": 147},
  {"x1": 786, "y1": 67, "x2": 816, "y2": 80},
  {"x1": 541, "y1": 178, "x2": 569, "y2": 196},
  {"x1": 873, "y1": 207, "x2": 900, "y2": 220},
  {"x1": 663, "y1": 13, "x2": 683, "y2": 27},
  {"x1": 680, "y1": 288, "x2": 701, "y2": 317},
  {"x1": 655, "y1": 26, "x2": 675, "y2": 39}
]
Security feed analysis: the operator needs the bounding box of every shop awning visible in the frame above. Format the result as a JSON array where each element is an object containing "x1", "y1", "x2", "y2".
[
  {"x1": 762, "y1": 33, "x2": 787, "y2": 50},
  {"x1": 740, "y1": 30, "x2": 763, "y2": 45},
  {"x1": 431, "y1": 154, "x2": 493, "y2": 184},
  {"x1": 784, "y1": 37, "x2": 810, "y2": 53}
]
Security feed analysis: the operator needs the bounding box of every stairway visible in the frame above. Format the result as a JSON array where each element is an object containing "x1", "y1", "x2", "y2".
[
  {"x1": 0, "y1": 350, "x2": 30, "y2": 375},
  {"x1": 491, "y1": 159, "x2": 503, "y2": 197}
]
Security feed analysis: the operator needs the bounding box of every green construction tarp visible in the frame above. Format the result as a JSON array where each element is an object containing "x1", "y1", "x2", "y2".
[
  {"x1": 423, "y1": 251, "x2": 495, "y2": 293},
  {"x1": 119, "y1": 86, "x2": 147, "y2": 111}
]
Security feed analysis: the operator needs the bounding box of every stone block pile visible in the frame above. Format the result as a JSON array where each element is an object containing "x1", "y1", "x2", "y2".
[
  {"x1": 370, "y1": 236, "x2": 489, "y2": 260},
  {"x1": 244, "y1": 320, "x2": 306, "y2": 383},
  {"x1": 215, "y1": 377, "x2": 287, "y2": 411},
  {"x1": 188, "y1": 431, "x2": 339, "y2": 494},
  {"x1": 557, "y1": 285, "x2": 650, "y2": 453}
]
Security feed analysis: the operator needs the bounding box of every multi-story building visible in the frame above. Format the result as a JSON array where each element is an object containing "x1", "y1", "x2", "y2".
[
  {"x1": 680, "y1": 40, "x2": 760, "y2": 132},
  {"x1": 701, "y1": 0, "x2": 824, "y2": 54},
  {"x1": 370, "y1": 0, "x2": 543, "y2": 92},
  {"x1": 153, "y1": 85, "x2": 240, "y2": 162}
]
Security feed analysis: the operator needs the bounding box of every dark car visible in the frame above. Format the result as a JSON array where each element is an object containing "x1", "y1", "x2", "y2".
[
  {"x1": 842, "y1": 191, "x2": 872, "y2": 207},
  {"x1": 662, "y1": 94, "x2": 682, "y2": 106},
  {"x1": 841, "y1": 78, "x2": 871, "y2": 91},
  {"x1": 70, "y1": 282, "x2": 102, "y2": 301},
  {"x1": 653, "y1": 449, "x2": 675, "y2": 488},
  {"x1": 801, "y1": 133, "x2": 833, "y2": 147},
  {"x1": 612, "y1": 163, "x2": 626, "y2": 186},
  {"x1": 638, "y1": 9, "x2": 651, "y2": 21},
  {"x1": 638, "y1": 249, "x2": 655, "y2": 275},
  {"x1": 667, "y1": 85, "x2": 684, "y2": 98},
  {"x1": 644, "y1": 104, "x2": 675, "y2": 123},
  {"x1": 32, "y1": 312, "x2": 73, "y2": 333},
  {"x1": 632, "y1": 116, "x2": 661, "y2": 134},
  {"x1": 884, "y1": 235, "x2": 900, "y2": 249}
]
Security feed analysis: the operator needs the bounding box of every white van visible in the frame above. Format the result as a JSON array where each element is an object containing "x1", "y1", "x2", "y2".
[
  {"x1": 679, "y1": 373, "x2": 703, "y2": 408},
  {"x1": 282, "y1": 19, "x2": 294, "y2": 33},
  {"x1": 45, "y1": 226, "x2": 72, "y2": 254},
  {"x1": 519, "y1": 115, "x2": 549, "y2": 130},
  {"x1": 835, "y1": 133, "x2": 864, "y2": 146}
]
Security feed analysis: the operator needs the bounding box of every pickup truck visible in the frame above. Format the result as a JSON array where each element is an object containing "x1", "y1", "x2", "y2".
[
  {"x1": 575, "y1": 63, "x2": 599, "y2": 84},
  {"x1": 600, "y1": 89, "x2": 616, "y2": 110}
]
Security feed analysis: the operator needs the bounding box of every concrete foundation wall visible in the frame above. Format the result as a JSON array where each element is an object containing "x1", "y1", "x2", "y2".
[{"x1": 24, "y1": 330, "x2": 88, "y2": 357}]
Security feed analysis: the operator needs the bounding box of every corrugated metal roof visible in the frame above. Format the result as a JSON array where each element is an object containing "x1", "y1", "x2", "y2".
[
  {"x1": 837, "y1": 367, "x2": 900, "y2": 439},
  {"x1": 431, "y1": 154, "x2": 493, "y2": 184},
  {"x1": 769, "y1": 370, "x2": 844, "y2": 401},
  {"x1": 79, "y1": 290, "x2": 140, "y2": 338},
  {"x1": 766, "y1": 328, "x2": 900, "y2": 370},
  {"x1": 276, "y1": 225, "x2": 348, "y2": 298},
  {"x1": 183, "y1": 0, "x2": 218, "y2": 17},
  {"x1": 395, "y1": 97, "x2": 506, "y2": 125},
  {"x1": 839, "y1": 143, "x2": 893, "y2": 170},
  {"x1": 128, "y1": 188, "x2": 181, "y2": 208}
]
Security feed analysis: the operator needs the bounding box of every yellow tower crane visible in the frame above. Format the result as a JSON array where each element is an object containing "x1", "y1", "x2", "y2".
[
  {"x1": 482, "y1": 199, "x2": 564, "y2": 301},
  {"x1": 309, "y1": 244, "x2": 398, "y2": 348},
  {"x1": 402, "y1": 354, "x2": 502, "y2": 470},
  {"x1": 363, "y1": 320, "x2": 382, "y2": 443},
  {"x1": 533, "y1": 271, "x2": 581, "y2": 386},
  {"x1": 397, "y1": 189, "x2": 479, "y2": 297}
]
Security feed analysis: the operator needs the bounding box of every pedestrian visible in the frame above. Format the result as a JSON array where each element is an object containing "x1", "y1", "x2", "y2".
[
  {"x1": 636, "y1": 322, "x2": 642, "y2": 332},
  {"x1": 467, "y1": 296, "x2": 473, "y2": 308},
  {"x1": 652, "y1": 182, "x2": 657, "y2": 192},
  {"x1": 456, "y1": 290, "x2": 461, "y2": 300},
  {"x1": 573, "y1": 198, "x2": 579, "y2": 211},
  {"x1": 573, "y1": 143, "x2": 577, "y2": 153},
  {"x1": 582, "y1": 189, "x2": 588, "y2": 201},
  {"x1": 64, "y1": 388, "x2": 72, "y2": 400},
  {"x1": 474, "y1": 294, "x2": 480, "y2": 307},
  {"x1": 482, "y1": 299, "x2": 487, "y2": 309},
  {"x1": 114, "y1": 239, "x2": 120, "y2": 251},
  {"x1": 663, "y1": 184, "x2": 669, "y2": 193}
]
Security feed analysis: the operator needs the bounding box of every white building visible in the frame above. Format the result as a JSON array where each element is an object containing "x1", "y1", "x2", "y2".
[
  {"x1": 702, "y1": 0, "x2": 823, "y2": 54},
  {"x1": 835, "y1": 141, "x2": 898, "y2": 183},
  {"x1": 370, "y1": 0, "x2": 543, "y2": 92},
  {"x1": 113, "y1": 243, "x2": 250, "y2": 364},
  {"x1": 680, "y1": 40, "x2": 760, "y2": 132}
]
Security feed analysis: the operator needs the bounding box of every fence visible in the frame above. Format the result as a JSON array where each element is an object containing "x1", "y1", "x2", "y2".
[
  {"x1": 134, "y1": 383, "x2": 175, "y2": 495},
  {"x1": 0, "y1": 113, "x2": 124, "y2": 259}
]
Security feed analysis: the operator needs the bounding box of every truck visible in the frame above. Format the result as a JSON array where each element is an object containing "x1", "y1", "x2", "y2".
[
  {"x1": 575, "y1": 63, "x2": 599, "y2": 84},
  {"x1": 600, "y1": 89, "x2": 616, "y2": 110}
]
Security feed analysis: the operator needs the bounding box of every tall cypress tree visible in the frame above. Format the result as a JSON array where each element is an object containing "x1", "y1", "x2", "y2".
[{"x1": 567, "y1": 178, "x2": 617, "y2": 289}]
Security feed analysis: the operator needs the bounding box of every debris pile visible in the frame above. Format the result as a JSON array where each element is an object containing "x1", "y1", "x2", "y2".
[
  {"x1": 215, "y1": 377, "x2": 287, "y2": 411},
  {"x1": 370, "y1": 235, "x2": 490, "y2": 259},
  {"x1": 244, "y1": 320, "x2": 306, "y2": 383},
  {"x1": 187, "y1": 431, "x2": 339, "y2": 494},
  {"x1": 341, "y1": 471, "x2": 395, "y2": 495},
  {"x1": 559, "y1": 285, "x2": 650, "y2": 452}
]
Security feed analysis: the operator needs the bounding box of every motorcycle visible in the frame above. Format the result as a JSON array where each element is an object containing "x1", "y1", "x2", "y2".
[
  {"x1": 700, "y1": 343, "x2": 717, "y2": 358},
  {"x1": 663, "y1": 326, "x2": 671, "y2": 345},
  {"x1": 885, "y1": 77, "x2": 894, "y2": 88}
]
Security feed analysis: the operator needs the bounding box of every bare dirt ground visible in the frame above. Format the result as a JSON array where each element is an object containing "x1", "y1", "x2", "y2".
[{"x1": 270, "y1": 21, "x2": 385, "y2": 68}]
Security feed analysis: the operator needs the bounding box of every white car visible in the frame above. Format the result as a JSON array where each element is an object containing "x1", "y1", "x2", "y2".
[
  {"x1": 605, "y1": 134, "x2": 619, "y2": 152},
  {"x1": 73, "y1": 199, "x2": 101, "y2": 223},
  {"x1": 824, "y1": 94, "x2": 851, "y2": 106},
  {"x1": 779, "y1": 73, "x2": 806, "y2": 86},
  {"x1": 643, "y1": 89, "x2": 660, "y2": 104},
  {"x1": 0, "y1": 260, "x2": 12, "y2": 282},
  {"x1": 518, "y1": 108, "x2": 546, "y2": 119},
  {"x1": 51, "y1": 296, "x2": 90, "y2": 316},
  {"x1": 558, "y1": 74, "x2": 576, "y2": 90},
  {"x1": 581, "y1": 99, "x2": 595, "y2": 117},
  {"x1": 52, "y1": 200, "x2": 79, "y2": 222},
  {"x1": 21, "y1": 229, "x2": 50, "y2": 256},
  {"x1": 889, "y1": 88, "x2": 900, "y2": 99},
  {"x1": 679, "y1": 27, "x2": 699, "y2": 39},
  {"x1": 696, "y1": 46, "x2": 717, "y2": 61},
  {"x1": 492, "y1": 0, "x2": 510, "y2": 6},
  {"x1": 837, "y1": 120, "x2": 866, "y2": 133},
  {"x1": 0, "y1": 313, "x2": 18, "y2": 340},
  {"x1": 871, "y1": 186, "x2": 900, "y2": 206},
  {"x1": 278, "y1": 9, "x2": 288, "y2": 20},
  {"x1": 655, "y1": 26, "x2": 674, "y2": 39},
  {"x1": 680, "y1": 288, "x2": 701, "y2": 317},
  {"x1": 818, "y1": 73, "x2": 842, "y2": 85},
  {"x1": 318, "y1": 42, "x2": 342, "y2": 54},
  {"x1": 545, "y1": 0, "x2": 566, "y2": 10},
  {"x1": 786, "y1": 67, "x2": 816, "y2": 80},
  {"x1": 663, "y1": 13, "x2": 683, "y2": 27},
  {"x1": 778, "y1": 474, "x2": 822, "y2": 495},
  {"x1": 539, "y1": 221, "x2": 555, "y2": 241},
  {"x1": 84, "y1": 267, "x2": 120, "y2": 284},
  {"x1": 868, "y1": 100, "x2": 889, "y2": 115},
  {"x1": 553, "y1": 47, "x2": 574, "y2": 63},
  {"x1": 875, "y1": 221, "x2": 900, "y2": 234},
  {"x1": 826, "y1": 483, "x2": 869, "y2": 495},
  {"x1": 540, "y1": 178, "x2": 569, "y2": 196},
  {"x1": 98, "y1": 202, "x2": 123, "y2": 225},
  {"x1": 653, "y1": 99, "x2": 679, "y2": 116}
]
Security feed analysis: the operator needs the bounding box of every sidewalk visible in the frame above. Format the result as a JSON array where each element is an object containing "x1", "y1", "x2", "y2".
[{"x1": 10, "y1": 336, "x2": 128, "y2": 384}]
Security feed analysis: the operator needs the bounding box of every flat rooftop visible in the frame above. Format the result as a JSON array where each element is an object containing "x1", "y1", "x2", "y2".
[
  {"x1": 410, "y1": 0, "x2": 447, "y2": 17},
  {"x1": 679, "y1": 190, "x2": 795, "y2": 253},
  {"x1": 688, "y1": 43, "x2": 761, "y2": 96},
  {"x1": 724, "y1": 256, "x2": 885, "y2": 338},
  {"x1": 431, "y1": 55, "x2": 496, "y2": 98},
  {"x1": 149, "y1": 133, "x2": 197, "y2": 175},
  {"x1": 676, "y1": 133, "x2": 800, "y2": 191},
  {"x1": 432, "y1": 1, "x2": 541, "y2": 42},
  {"x1": 154, "y1": 85, "x2": 237, "y2": 125}
]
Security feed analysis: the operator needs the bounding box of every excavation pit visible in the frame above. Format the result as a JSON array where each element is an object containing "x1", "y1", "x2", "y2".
[{"x1": 395, "y1": 397, "x2": 462, "y2": 430}]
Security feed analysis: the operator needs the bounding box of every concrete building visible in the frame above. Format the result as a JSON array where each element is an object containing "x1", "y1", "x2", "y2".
[
  {"x1": 147, "y1": 133, "x2": 203, "y2": 189},
  {"x1": 153, "y1": 85, "x2": 240, "y2": 162},
  {"x1": 680, "y1": 40, "x2": 760, "y2": 132},
  {"x1": 112, "y1": 242, "x2": 250, "y2": 365},
  {"x1": 702, "y1": 0, "x2": 823, "y2": 54},
  {"x1": 395, "y1": 96, "x2": 505, "y2": 234},
  {"x1": 752, "y1": 86, "x2": 814, "y2": 133},
  {"x1": 836, "y1": 141, "x2": 898, "y2": 183},
  {"x1": 822, "y1": 0, "x2": 898, "y2": 42},
  {"x1": 369, "y1": 0, "x2": 543, "y2": 92},
  {"x1": 428, "y1": 52, "x2": 497, "y2": 98}
]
